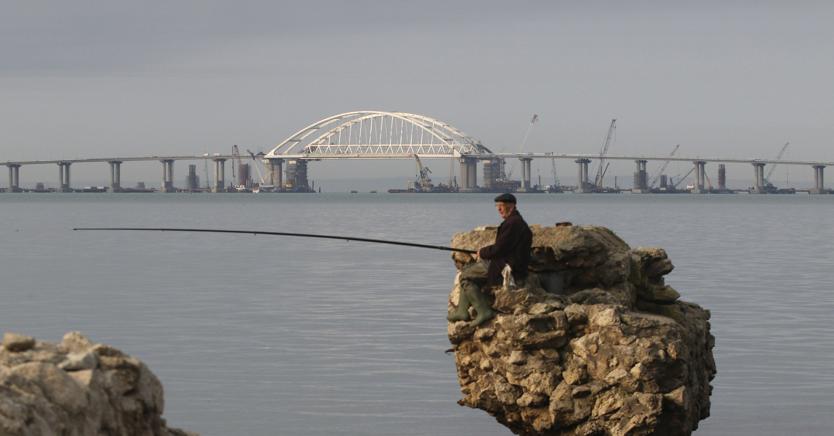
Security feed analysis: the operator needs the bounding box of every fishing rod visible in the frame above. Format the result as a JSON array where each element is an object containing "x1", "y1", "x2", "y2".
[{"x1": 72, "y1": 227, "x2": 477, "y2": 254}]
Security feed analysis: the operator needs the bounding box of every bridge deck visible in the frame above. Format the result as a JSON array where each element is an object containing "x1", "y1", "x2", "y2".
[{"x1": 1, "y1": 153, "x2": 831, "y2": 166}]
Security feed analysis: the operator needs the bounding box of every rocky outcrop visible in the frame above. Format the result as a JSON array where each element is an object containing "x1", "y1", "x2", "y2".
[
  {"x1": 448, "y1": 224, "x2": 715, "y2": 435},
  {"x1": 0, "y1": 332, "x2": 195, "y2": 436}
]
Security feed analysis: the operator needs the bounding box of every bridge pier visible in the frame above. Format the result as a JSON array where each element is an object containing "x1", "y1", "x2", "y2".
[
  {"x1": 6, "y1": 164, "x2": 21, "y2": 192},
  {"x1": 269, "y1": 159, "x2": 283, "y2": 191},
  {"x1": 519, "y1": 158, "x2": 533, "y2": 191},
  {"x1": 718, "y1": 164, "x2": 727, "y2": 192},
  {"x1": 811, "y1": 165, "x2": 826, "y2": 194},
  {"x1": 213, "y1": 158, "x2": 226, "y2": 192},
  {"x1": 482, "y1": 159, "x2": 498, "y2": 190},
  {"x1": 57, "y1": 162, "x2": 72, "y2": 192},
  {"x1": 751, "y1": 162, "x2": 766, "y2": 194},
  {"x1": 459, "y1": 157, "x2": 478, "y2": 192},
  {"x1": 692, "y1": 161, "x2": 706, "y2": 193},
  {"x1": 108, "y1": 161, "x2": 122, "y2": 192},
  {"x1": 161, "y1": 159, "x2": 175, "y2": 192},
  {"x1": 286, "y1": 159, "x2": 309, "y2": 191},
  {"x1": 575, "y1": 159, "x2": 591, "y2": 193},
  {"x1": 632, "y1": 160, "x2": 648, "y2": 193}
]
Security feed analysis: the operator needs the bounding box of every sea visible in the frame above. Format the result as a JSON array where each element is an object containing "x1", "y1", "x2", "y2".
[{"x1": 1, "y1": 192, "x2": 832, "y2": 435}]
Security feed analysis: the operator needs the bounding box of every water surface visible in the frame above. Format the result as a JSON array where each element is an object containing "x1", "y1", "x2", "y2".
[{"x1": 1, "y1": 193, "x2": 832, "y2": 435}]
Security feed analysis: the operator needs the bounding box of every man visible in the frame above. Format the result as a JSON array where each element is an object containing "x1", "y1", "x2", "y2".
[{"x1": 448, "y1": 193, "x2": 533, "y2": 326}]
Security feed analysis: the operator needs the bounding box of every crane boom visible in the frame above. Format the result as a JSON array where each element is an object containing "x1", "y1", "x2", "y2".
[
  {"x1": 246, "y1": 150, "x2": 268, "y2": 185},
  {"x1": 649, "y1": 144, "x2": 680, "y2": 188},
  {"x1": 519, "y1": 114, "x2": 539, "y2": 152},
  {"x1": 551, "y1": 158, "x2": 559, "y2": 186},
  {"x1": 593, "y1": 119, "x2": 617, "y2": 188},
  {"x1": 764, "y1": 142, "x2": 789, "y2": 182},
  {"x1": 672, "y1": 166, "x2": 696, "y2": 189}
]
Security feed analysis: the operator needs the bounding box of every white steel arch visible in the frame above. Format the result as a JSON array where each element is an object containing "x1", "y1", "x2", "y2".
[{"x1": 265, "y1": 111, "x2": 493, "y2": 159}]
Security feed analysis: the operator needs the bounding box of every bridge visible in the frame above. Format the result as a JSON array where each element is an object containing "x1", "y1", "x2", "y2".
[{"x1": 1, "y1": 110, "x2": 832, "y2": 194}]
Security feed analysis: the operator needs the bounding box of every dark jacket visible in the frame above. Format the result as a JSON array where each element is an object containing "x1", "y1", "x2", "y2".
[{"x1": 478, "y1": 210, "x2": 533, "y2": 287}]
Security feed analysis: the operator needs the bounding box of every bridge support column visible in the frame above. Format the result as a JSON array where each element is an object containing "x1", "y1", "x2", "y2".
[
  {"x1": 751, "y1": 162, "x2": 766, "y2": 194},
  {"x1": 482, "y1": 159, "x2": 497, "y2": 190},
  {"x1": 519, "y1": 158, "x2": 533, "y2": 191},
  {"x1": 108, "y1": 161, "x2": 122, "y2": 192},
  {"x1": 161, "y1": 159, "x2": 175, "y2": 192},
  {"x1": 811, "y1": 165, "x2": 826, "y2": 194},
  {"x1": 692, "y1": 161, "x2": 706, "y2": 193},
  {"x1": 269, "y1": 159, "x2": 283, "y2": 191},
  {"x1": 213, "y1": 158, "x2": 226, "y2": 192},
  {"x1": 7, "y1": 164, "x2": 21, "y2": 192},
  {"x1": 575, "y1": 159, "x2": 591, "y2": 193},
  {"x1": 286, "y1": 159, "x2": 309, "y2": 192},
  {"x1": 58, "y1": 162, "x2": 72, "y2": 192},
  {"x1": 459, "y1": 157, "x2": 478, "y2": 192},
  {"x1": 632, "y1": 160, "x2": 648, "y2": 193},
  {"x1": 468, "y1": 159, "x2": 477, "y2": 191},
  {"x1": 718, "y1": 164, "x2": 727, "y2": 192}
]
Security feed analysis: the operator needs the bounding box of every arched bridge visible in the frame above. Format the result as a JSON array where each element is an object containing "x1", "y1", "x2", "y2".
[{"x1": 264, "y1": 111, "x2": 493, "y2": 159}]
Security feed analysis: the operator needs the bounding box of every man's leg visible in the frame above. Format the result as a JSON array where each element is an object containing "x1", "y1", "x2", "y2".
[
  {"x1": 464, "y1": 283, "x2": 495, "y2": 326},
  {"x1": 448, "y1": 261, "x2": 488, "y2": 323},
  {"x1": 447, "y1": 283, "x2": 472, "y2": 322}
]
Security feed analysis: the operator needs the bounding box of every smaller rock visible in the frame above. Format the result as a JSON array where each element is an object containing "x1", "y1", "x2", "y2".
[
  {"x1": 3, "y1": 332, "x2": 36, "y2": 352},
  {"x1": 590, "y1": 307, "x2": 620, "y2": 327},
  {"x1": 60, "y1": 331, "x2": 94, "y2": 353},
  {"x1": 517, "y1": 392, "x2": 547, "y2": 407},
  {"x1": 59, "y1": 351, "x2": 98, "y2": 371},
  {"x1": 508, "y1": 351, "x2": 527, "y2": 366},
  {"x1": 641, "y1": 285, "x2": 681, "y2": 304}
]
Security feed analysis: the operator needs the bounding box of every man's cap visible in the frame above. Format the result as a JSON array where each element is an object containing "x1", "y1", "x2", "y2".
[{"x1": 494, "y1": 193, "x2": 517, "y2": 204}]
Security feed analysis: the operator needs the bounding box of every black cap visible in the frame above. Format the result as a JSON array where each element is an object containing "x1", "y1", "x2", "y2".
[{"x1": 493, "y1": 193, "x2": 517, "y2": 203}]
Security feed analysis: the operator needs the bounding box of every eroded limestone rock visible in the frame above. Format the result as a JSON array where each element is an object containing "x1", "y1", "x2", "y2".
[
  {"x1": 448, "y1": 224, "x2": 715, "y2": 436},
  {"x1": 0, "y1": 331, "x2": 195, "y2": 436}
]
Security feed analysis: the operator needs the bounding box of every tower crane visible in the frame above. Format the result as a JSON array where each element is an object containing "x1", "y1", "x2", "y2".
[
  {"x1": 649, "y1": 144, "x2": 681, "y2": 188},
  {"x1": 593, "y1": 119, "x2": 617, "y2": 188},
  {"x1": 764, "y1": 142, "x2": 789, "y2": 185}
]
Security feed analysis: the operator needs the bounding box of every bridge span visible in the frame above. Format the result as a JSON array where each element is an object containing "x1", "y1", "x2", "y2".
[{"x1": 2, "y1": 110, "x2": 831, "y2": 194}]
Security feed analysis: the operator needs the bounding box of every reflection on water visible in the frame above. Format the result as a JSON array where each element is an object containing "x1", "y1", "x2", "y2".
[{"x1": 1, "y1": 193, "x2": 832, "y2": 435}]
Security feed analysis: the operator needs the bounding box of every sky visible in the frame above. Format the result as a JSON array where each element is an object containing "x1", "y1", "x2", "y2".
[{"x1": 2, "y1": 0, "x2": 833, "y2": 186}]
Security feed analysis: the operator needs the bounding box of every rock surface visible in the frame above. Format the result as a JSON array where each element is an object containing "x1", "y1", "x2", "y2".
[
  {"x1": 0, "y1": 331, "x2": 195, "y2": 436},
  {"x1": 448, "y1": 224, "x2": 715, "y2": 435}
]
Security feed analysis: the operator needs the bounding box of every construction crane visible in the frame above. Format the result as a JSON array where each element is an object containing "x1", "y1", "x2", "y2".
[
  {"x1": 231, "y1": 145, "x2": 241, "y2": 188},
  {"x1": 649, "y1": 144, "x2": 681, "y2": 188},
  {"x1": 550, "y1": 158, "x2": 560, "y2": 186},
  {"x1": 246, "y1": 150, "x2": 269, "y2": 187},
  {"x1": 672, "y1": 166, "x2": 696, "y2": 189},
  {"x1": 414, "y1": 155, "x2": 433, "y2": 191},
  {"x1": 593, "y1": 119, "x2": 617, "y2": 188},
  {"x1": 519, "y1": 114, "x2": 539, "y2": 152},
  {"x1": 764, "y1": 142, "x2": 790, "y2": 184}
]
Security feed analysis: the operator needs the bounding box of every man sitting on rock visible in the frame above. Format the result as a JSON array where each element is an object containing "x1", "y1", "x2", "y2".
[{"x1": 448, "y1": 193, "x2": 533, "y2": 326}]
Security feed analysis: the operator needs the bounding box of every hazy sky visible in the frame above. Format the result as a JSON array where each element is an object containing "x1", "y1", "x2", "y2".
[{"x1": 2, "y1": 1, "x2": 833, "y2": 185}]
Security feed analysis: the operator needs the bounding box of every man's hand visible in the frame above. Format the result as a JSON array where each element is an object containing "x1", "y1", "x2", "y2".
[{"x1": 474, "y1": 249, "x2": 480, "y2": 261}]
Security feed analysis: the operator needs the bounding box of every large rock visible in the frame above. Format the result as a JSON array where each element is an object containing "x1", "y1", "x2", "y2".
[
  {"x1": 0, "y1": 331, "x2": 195, "y2": 436},
  {"x1": 448, "y1": 224, "x2": 715, "y2": 435}
]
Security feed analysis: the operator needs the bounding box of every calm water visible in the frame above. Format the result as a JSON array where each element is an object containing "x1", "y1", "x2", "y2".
[{"x1": 1, "y1": 193, "x2": 833, "y2": 435}]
